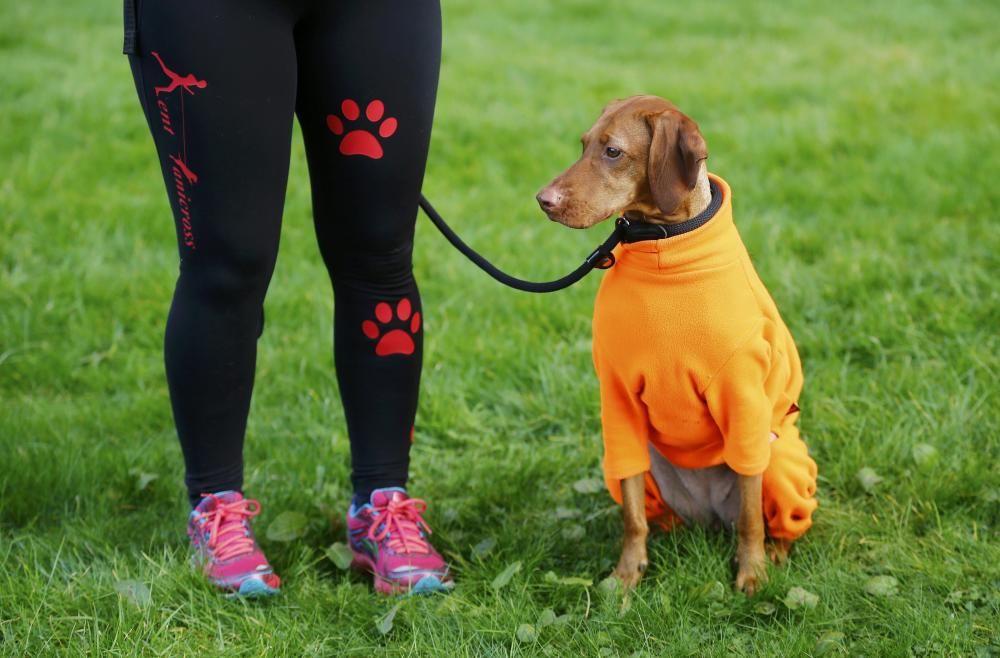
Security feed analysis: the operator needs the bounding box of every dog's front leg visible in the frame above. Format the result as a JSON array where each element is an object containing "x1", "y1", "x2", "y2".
[
  {"x1": 734, "y1": 473, "x2": 768, "y2": 595},
  {"x1": 613, "y1": 473, "x2": 649, "y2": 588}
]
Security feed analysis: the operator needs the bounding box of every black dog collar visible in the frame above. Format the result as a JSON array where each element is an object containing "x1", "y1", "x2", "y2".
[{"x1": 621, "y1": 179, "x2": 722, "y2": 244}]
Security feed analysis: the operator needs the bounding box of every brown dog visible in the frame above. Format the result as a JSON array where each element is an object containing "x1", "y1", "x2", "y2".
[{"x1": 537, "y1": 96, "x2": 817, "y2": 594}]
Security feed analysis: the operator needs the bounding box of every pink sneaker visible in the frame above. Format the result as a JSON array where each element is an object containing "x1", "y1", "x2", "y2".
[
  {"x1": 347, "y1": 488, "x2": 453, "y2": 595},
  {"x1": 188, "y1": 491, "x2": 281, "y2": 596}
]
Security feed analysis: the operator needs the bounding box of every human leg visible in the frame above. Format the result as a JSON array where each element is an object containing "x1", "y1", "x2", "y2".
[
  {"x1": 294, "y1": 0, "x2": 442, "y2": 500},
  {"x1": 128, "y1": 0, "x2": 300, "y2": 505},
  {"x1": 128, "y1": 0, "x2": 303, "y2": 594},
  {"x1": 293, "y1": 0, "x2": 449, "y2": 593}
]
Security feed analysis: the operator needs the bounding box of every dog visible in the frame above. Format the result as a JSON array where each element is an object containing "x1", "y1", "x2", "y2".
[{"x1": 537, "y1": 96, "x2": 818, "y2": 594}]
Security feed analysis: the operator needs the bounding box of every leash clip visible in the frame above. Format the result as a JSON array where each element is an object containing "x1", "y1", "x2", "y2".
[
  {"x1": 586, "y1": 216, "x2": 628, "y2": 270},
  {"x1": 595, "y1": 252, "x2": 616, "y2": 269},
  {"x1": 599, "y1": 216, "x2": 632, "y2": 268}
]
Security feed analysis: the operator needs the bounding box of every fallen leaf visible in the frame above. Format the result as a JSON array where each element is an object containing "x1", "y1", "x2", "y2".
[
  {"x1": 694, "y1": 580, "x2": 728, "y2": 602},
  {"x1": 376, "y1": 601, "x2": 403, "y2": 636},
  {"x1": 266, "y1": 511, "x2": 309, "y2": 542},
  {"x1": 554, "y1": 506, "x2": 580, "y2": 519},
  {"x1": 515, "y1": 623, "x2": 537, "y2": 643},
  {"x1": 561, "y1": 576, "x2": 594, "y2": 587},
  {"x1": 573, "y1": 478, "x2": 604, "y2": 494},
  {"x1": 471, "y1": 537, "x2": 497, "y2": 559},
  {"x1": 114, "y1": 580, "x2": 151, "y2": 607},
  {"x1": 597, "y1": 575, "x2": 621, "y2": 598},
  {"x1": 857, "y1": 467, "x2": 883, "y2": 493},
  {"x1": 554, "y1": 613, "x2": 574, "y2": 626},
  {"x1": 491, "y1": 561, "x2": 522, "y2": 590},
  {"x1": 753, "y1": 601, "x2": 776, "y2": 615},
  {"x1": 543, "y1": 571, "x2": 593, "y2": 587},
  {"x1": 127, "y1": 467, "x2": 159, "y2": 492},
  {"x1": 783, "y1": 586, "x2": 819, "y2": 610},
  {"x1": 911, "y1": 443, "x2": 939, "y2": 469},
  {"x1": 325, "y1": 542, "x2": 353, "y2": 570},
  {"x1": 863, "y1": 575, "x2": 899, "y2": 597},
  {"x1": 537, "y1": 608, "x2": 557, "y2": 627},
  {"x1": 814, "y1": 631, "x2": 846, "y2": 656},
  {"x1": 561, "y1": 524, "x2": 586, "y2": 541}
]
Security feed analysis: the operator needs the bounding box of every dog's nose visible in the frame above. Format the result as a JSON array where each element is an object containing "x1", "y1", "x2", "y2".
[{"x1": 536, "y1": 187, "x2": 563, "y2": 213}]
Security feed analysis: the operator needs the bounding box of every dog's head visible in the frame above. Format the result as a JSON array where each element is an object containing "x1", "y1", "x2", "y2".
[{"x1": 536, "y1": 95, "x2": 708, "y2": 228}]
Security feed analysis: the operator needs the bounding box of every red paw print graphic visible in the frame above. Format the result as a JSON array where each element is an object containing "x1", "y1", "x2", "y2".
[
  {"x1": 361, "y1": 299, "x2": 421, "y2": 357},
  {"x1": 327, "y1": 99, "x2": 398, "y2": 160}
]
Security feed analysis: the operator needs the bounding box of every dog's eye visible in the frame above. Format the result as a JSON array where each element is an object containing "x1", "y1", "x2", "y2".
[{"x1": 604, "y1": 146, "x2": 623, "y2": 159}]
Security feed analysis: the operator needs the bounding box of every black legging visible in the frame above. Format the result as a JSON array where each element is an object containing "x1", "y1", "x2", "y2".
[{"x1": 124, "y1": 0, "x2": 441, "y2": 506}]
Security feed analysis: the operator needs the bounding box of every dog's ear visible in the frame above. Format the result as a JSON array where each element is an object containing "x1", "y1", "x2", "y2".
[{"x1": 646, "y1": 110, "x2": 708, "y2": 215}]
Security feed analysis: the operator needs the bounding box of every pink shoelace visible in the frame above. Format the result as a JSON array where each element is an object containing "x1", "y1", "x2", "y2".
[
  {"x1": 193, "y1": 495, "x2": 262, "y2": 561},
  {"x1": 368, "y1": 496, "x2": 433, "y2": 554}
]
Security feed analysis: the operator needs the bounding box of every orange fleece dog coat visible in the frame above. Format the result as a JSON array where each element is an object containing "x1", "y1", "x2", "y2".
[{"x1": 592, "y1": 174, "x2": 817, "y2": 540}]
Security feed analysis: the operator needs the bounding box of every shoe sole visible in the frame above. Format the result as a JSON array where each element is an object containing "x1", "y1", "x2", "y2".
[
  {"x1": 192, "y1": 553, "x2": 281, "y2": 598},
  {"x1": 227, "y1": 576, "x2": 281, "y2": 598},
  {"x1": 351, "y1": 553, "x2": 453, "y2": 595}
]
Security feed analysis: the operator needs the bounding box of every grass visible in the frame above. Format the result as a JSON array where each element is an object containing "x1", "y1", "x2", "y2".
[{"x1": 1, "y1": 0, "x2": 998, "y2": 655}]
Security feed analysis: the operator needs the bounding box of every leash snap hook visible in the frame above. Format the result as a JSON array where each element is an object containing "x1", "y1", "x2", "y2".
[
  {"x1": 591, "y1": 216, "x2": 629, "y2": 269},
  {"x1": 593, "y1": 215, "x2": 630, "y2": 268},
  {"x1": 595, "y1": 252, "x2": 616, "y2": 269}
]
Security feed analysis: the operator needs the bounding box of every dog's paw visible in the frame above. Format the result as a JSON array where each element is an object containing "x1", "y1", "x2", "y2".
[
  {"x1": 612, "y1": 548, "x2": 648, "y2": 589},
  {"x1": 734, "y1": 554, "x2": 768, "y2": 596}
]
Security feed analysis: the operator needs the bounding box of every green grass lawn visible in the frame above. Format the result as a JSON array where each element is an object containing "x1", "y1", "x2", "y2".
[{"x1": 2, "y1": 0, "x2": 998, "y2": 655}]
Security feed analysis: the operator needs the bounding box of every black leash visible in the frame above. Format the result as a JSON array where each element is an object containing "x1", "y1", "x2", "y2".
[
  {"x1": 418, "y1": 195, "x2": 627, "y2": 293},
  {"x1": 417, "y1": 179, "x2": 721, "y2": 294}
]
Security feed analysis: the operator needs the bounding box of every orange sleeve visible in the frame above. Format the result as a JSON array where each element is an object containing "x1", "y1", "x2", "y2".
[
  {"x1": 598, "y1": 365, "x2": 651, "y2": 483},
  {"x1": 703, "y1": 336, "x2": 772, "y2": 476}
]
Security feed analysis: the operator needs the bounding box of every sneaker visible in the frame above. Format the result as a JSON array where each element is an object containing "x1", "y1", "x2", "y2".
[
  {"x1": 347, "y1": 487, "x2": 453, "y2": 595},
  {"x1": 188, "y1": 491, "x2": 280, "y2": 597}
]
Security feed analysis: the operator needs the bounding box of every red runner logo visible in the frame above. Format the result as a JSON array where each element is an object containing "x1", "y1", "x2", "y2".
[{"x1": 151, "y1": 52, "x2": 208, "y2": 97}]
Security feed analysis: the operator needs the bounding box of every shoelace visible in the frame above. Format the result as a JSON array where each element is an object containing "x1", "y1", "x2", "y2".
[
  {"x1": 193, "y1": 495, "x2": 262, "y2": 561},
  {"x1": 368, "y1": 496, "x2": 433, "y2": 554}
]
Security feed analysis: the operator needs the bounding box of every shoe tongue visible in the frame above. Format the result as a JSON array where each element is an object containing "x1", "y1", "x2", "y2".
[
  {"x1": 196, "y1": 490, "x2": 243, "y2": 513},
  {"x1": 370, "y1": 488, "x2": 407, "y2": 508}
]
